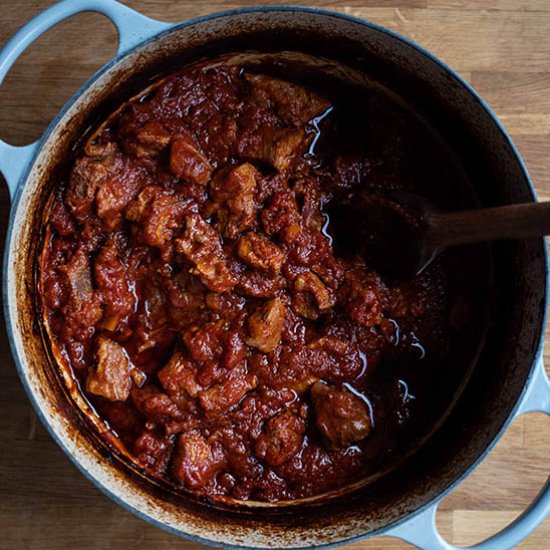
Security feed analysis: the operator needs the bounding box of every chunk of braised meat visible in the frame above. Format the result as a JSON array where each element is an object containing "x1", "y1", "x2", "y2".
[
  {"x1": 310, "y1": 381, "x2": 372, "y2": 451},
  {"x1": 131, "y1": 385, "x2": 186, "y2": 426},
  {"x1": 126, "y1": 185, "x2": 190, "y2": 261},
  {"x1": 134, "y1": 430, "x2": 174, "y2": 475},
  {"x1": 94, "y1": 239, "x2": 136, "y2": 330},
  {"x1": 349, "y1": 291, "x2": 384, "y2": 328},
  {"x1": 95, "y1": 160, "x2": 148, "y2": 231},
  {"x1": 342, "y1": 269, "x2": 387, "y2": 328},
  {"x1": 291, "y1": 271, "x2": 335, "y2": 320},
  {"x1": 122, "y1": 120, "x2": 171, "y2": 159},
  {"x1": 58, "y1": 247, "x2": 95, "y2": 305},
  {"x1": 254, "y1": 409, "x2": 306, "y2": 467},
  {"x1": 171, "y1": 431, "x2": 225, "y2": 489},
  {"x1": 175, "y1": 213, "x2": 237, "y2": 293},
  {"x1": 57, "y1": 246, "x2": 103, "y2": 338},
  {"x1": 86, "y1": 337, "x2": 134, "y2": 402},
  {"x1": 240, "y1": 127, "x2": 306, "y2": 173},
  {"x1": 66, "y1": 140, "x2": 120, "y2": 221},
  {"x1": 246, "y1": 298, "x2": 286, "y2": 353},
  {"x1": 271, "y1": 129, "x2": 309, "y2": 173},
  {"x1": 237, "y1": 232, "x2": 285, "y2": 274},
  {"x1": 207, "y1": 163, "x2": 259, "y2": 239},
  {"x1": 157, "y1": 351, "x2": 202, "y2": 407},
  {"x1": 182, "y1": 322, "x2": 246, "y2": 371},
  {"x1": 169, "y1": 132, "x2": 212, "y2": 185},
  {"x1": 244, "y1": 73, "x2": 331, "y2": 126},
  {"x1": 237, "y1": 74, "x2": 331, "y2": 174},
  {"x1": 198, "y1": 364, "x2": 257, "y2": 417}
]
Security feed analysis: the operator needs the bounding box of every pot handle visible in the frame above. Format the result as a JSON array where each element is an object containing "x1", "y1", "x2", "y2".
[
  {"x1": 387, "y1": 356, "x2": 550, "y2": 549},
  {"x1": 0, "y1": 0, "x2": 173, "y2": 199}
]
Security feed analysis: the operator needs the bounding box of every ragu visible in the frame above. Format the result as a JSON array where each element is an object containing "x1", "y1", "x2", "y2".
[{"x1": 40, "y1": 59, "x2": 455, "y2": 502}]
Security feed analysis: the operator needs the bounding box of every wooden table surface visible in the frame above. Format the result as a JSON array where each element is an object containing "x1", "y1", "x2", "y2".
[{"x1": 1, "y1": 1, "x2": 550, "y2": 548}]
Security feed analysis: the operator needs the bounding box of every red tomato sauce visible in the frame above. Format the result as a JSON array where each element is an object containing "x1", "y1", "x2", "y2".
[{"x1": 39, "y1": 58, "x2": 478, "y2": 502}]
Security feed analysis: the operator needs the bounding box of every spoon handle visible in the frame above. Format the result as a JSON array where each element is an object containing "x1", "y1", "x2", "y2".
[{"x1": 428, "y1": 201, "x2": 550, "y2": 248}]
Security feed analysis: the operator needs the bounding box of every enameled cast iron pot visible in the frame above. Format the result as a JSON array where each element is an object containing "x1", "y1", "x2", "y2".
[{"x1": 2, "y1": 1, "x2": 550, "y2": 548}]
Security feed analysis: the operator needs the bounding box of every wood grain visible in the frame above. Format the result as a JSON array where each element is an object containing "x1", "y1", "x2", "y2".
[{"x1": 1, "y1": 1, "x2": 550, "y2": 549}]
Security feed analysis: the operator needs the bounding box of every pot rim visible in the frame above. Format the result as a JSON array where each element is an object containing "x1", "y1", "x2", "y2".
[{"x1": 3, "y1": 5, "x2": 549, "y2": 549}]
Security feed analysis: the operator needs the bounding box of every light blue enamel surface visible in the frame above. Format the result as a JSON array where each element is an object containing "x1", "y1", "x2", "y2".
[{"x1": 1, "y1": 2, "x2": 549, "y2": 548}]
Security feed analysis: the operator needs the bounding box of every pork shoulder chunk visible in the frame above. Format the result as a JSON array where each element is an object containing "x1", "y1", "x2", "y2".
[
  {"x1": 170, "y1": 133, "x2": 212, "y2": 185},
  {"x1": 291, "y1": 271, "x2": 335, "y2": 320},
  {"x1": 175, "y1": 213, "x2": 237, "y2": 293},
  {"x1": 171, "y1": 431, "x2": 225, "y2": 489},
  {"x1": 245, "y1": 73, "x2": 331, "y2": 126},
  {"x1": 86, "y1": 337, "x2": 134, "y2": 402},
  {"x1": 237, "y1": 232, "x2": 285, "y2": 274},
  {"x1": 254, "y1": 409, "x2": 306, "y2": 466},
  {"x1": 208, "y1": 163, "x2": 259, "y2": 239},
  {"x1": 310, "y1": 381, "x2": 372, "y2": 451},
  {"x1": 246, "y1": 298, "x2": 286, "y2": 353}
]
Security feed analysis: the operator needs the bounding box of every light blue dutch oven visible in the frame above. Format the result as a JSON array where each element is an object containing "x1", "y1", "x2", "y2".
[{"x1": 1, "y1": 1, "x2": 549, "y2": 548}]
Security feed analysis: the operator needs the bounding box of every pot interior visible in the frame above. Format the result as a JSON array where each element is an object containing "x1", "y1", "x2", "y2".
[{"x1": 6, "y1": 8, "x2": 547, "y2": 548}]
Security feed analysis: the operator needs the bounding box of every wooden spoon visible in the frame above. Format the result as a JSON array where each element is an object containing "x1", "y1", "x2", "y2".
[{"x1": 327, "y1": 192, "x2": 550, "y2": 280}]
